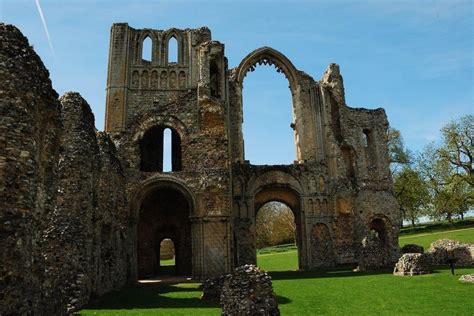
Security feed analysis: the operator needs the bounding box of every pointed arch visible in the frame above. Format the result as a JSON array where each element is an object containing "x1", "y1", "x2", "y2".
[
  {"x1": 235, "y1": 46, "x2": 299, "y2": 92},
  {"x1": 142, "y1": 36, "x2": 152, "y2": 61},
  {"x1": 163, "y1": 29, "x2": 183, "y2": 65}
]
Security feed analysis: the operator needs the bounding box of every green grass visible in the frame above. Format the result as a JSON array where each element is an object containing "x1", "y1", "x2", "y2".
[
  {"x1": 399, "y1": 227, "x2": 474, "y2": 250},
  {"x1": 400, "y1": 218, "x2": 474, "y2": 235},
  {"x1": 81, "y1": 227, "x2": 474, "y2": 315}
]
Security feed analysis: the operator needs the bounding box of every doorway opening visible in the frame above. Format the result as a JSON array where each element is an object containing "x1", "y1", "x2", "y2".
[
  {"x1": 159, "y1": 238, "x2": 176, "y2": 275},
  {"x1": 254, "y1": 186, "x2": 301, "y2": 271},
  {"x1": 137, "y1": 186, "x2": 192, "y2": 278}
]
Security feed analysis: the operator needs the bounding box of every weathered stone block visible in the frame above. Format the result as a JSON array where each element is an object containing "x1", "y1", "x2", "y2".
[
  {"x1": 393, "y1": 253, "x2": 432, "y2": 276},
  {"x1": 220, "y1": 265, "x2": 280, "y2": 316}
]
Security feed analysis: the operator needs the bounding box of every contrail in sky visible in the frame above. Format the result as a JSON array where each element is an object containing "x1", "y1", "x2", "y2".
[{"x1": 35, "y1": 0, "x2": 55, "y2": 57}]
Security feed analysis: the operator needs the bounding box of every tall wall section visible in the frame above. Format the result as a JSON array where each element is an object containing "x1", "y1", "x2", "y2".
[
  {"x1": 0, "y1": 24, "x2": 132, "y2": 314},
  {"x1": 104, "y1": 24, "x2": 233, "y2": 279},
  {"x1": 0, "y1": 23, "x2": 63, "y2": 314},
  {"x1": 228, "y1": 51, "x2": 400, "y2": 269}
]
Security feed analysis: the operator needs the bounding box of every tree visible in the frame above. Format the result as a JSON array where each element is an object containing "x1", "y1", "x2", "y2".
[
  {"x1": 393, "y1": 167, "x2": 430, "y2": 226},
  {"x1": 438, "y1": 115, "x2": 473, "y2": 186},
  {"x1": 387, "y1": 127, "x2": 412, "y2": 175},
  {"x1": 255, "y1": 202, "x2": 295, "y2": 249},
  {"x1": 417, "y1": 115, "x2": 473, "y2": 222}
]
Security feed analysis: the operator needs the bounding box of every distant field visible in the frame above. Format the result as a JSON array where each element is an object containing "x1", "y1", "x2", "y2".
[
  {"x1": 81, "y1": 225, "x2": 474, "y2": 315},
  {"x1": 399, "y1": 227, "x2": 474, "y2": 250}
]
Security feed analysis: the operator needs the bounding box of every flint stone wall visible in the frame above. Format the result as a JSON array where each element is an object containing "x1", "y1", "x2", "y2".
[
  {"x1": 0, "y1": 23, "x2": 63, "y2": 314},
  {"x1": 357, "y1": 233, "x2": 390, "y2": 271},
  {"x1": 220, "y1": 265, "x2": 280, "y2": 316},
  {"x1": 428, "y1": 239, "x2": 474, "y2": 267},
  {"x1": 0, "y1": 24, "x2": 132, "y2": 314},
  {"x1": 393, "y1": 253, "x2": 432, "y2": 276}
]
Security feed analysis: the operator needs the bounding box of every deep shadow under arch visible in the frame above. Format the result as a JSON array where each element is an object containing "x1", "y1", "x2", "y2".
[{"x1": 137, "y1": 185, "x2": 192, "y2": 278}]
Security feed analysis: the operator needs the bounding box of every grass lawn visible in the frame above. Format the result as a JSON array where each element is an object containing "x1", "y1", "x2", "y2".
[
  {"x1": 399, "y1": 227, "x2": 474, "y2": 250},
  {"x1": 81, "y1": 228, "x2": 474, "y2": 315}
]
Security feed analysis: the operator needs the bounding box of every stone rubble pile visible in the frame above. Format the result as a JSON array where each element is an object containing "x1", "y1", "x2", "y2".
[
  {"x1": 393, "y1": 253, "x2": 432, "y2": 276},
  {"x1": 428, "y1": 239, "x2": 474, "y2": 267},
  {"x1": 401, "y1": 244, "x2": 424, "y2": 254},
  {"x1": 220, "y1": 264, "x2": 280, "y2": 316},
  {"x1": 458, "y1": 274, "x2": 474, "y2": 283},
  {"x1": 201, "y1": 275, "x2": 226, "y2": 301}
]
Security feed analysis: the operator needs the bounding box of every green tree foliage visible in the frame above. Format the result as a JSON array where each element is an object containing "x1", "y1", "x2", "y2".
[
  {"x1": 387, "y1": 127, "x2": 412, "y2": 175},
  {"x1": 394, "y1": 167, "x2": 430, "y2": 226},
  {"x1": 417, "y1": 115, "x2": 473, "y2": 221},
  {"x1": 255, "y1": 202, "x2": 295, "y2": 249},
  {"x1": 439, "y1": 114, "x2": 473, "y2": 186}
]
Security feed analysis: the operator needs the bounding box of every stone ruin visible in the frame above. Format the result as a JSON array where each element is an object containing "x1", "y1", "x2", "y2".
[
  {"x1": 1, "y1": 22, "x2": 401, "y2": 313},
  {"x1": 458, "y1": 274, "x2": 474, "y2": 283},
  {"x1": 393, "y1": 253, "x2": 432, "y2": 276},
  {"x1": 220, "y1": 265, "x2": 280, "y2": 316},
  {"x1": 428, "y1": 239, "x2": 474, "y2": 267}
]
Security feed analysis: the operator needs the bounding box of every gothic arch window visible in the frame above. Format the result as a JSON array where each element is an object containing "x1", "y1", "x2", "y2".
[
  {"x1": 241, "y1": 60, "x2": 294, "y2": 164},
  {"x1": 168, "y1": 36, "x2": 178, "y2": 64},
  {"x1": 140, "y1": 126, "x2": 182, "y2": 172},
  {"x1": 142, "y1": 36, "x2": 152, "y2": 62}
]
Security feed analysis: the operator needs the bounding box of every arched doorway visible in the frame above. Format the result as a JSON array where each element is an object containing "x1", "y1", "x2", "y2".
[
  {"x1": 255, "y1": 201, "x2": 298, "y2": 271},
  {"x1": 137, "y1": 185, "x2": 192, "y2": 278},
  {"x1": 159, "y1": 238, "x2": 176, "y2": 275},
  {"x1": 254, "y1": 186, "x2": 302, "y2": 270}
]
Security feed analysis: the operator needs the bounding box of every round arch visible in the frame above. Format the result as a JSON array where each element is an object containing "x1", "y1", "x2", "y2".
[
  {"x1": 132, "y1": 176, "x2": 196, "y2": 278},
  {"x1": 129, "y1": 175, "x2": 196, "y2": 220},
  {"x1": 235, "y1": 46, "x2": 299, "y2": 92},
  {"x1": 367, "y1": 214, "x2": 394, "y2": 245},
  {"x1": 248, "y1": 169, "x2": 306, "y2": 199},
  {"x1": 131, "y1": 114, "x2": 188, "y2": 144}
]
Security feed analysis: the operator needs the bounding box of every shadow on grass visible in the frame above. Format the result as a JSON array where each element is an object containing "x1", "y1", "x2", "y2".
[
  {"x1": 84, "y1": 279, "x2": 292, "y2": 311},
  {"x1": 84, "y1": 282, "x2": 218, "y2": 310},
  {"x1": 267, "y1": 266, "x2": 450, "y2": 281}
]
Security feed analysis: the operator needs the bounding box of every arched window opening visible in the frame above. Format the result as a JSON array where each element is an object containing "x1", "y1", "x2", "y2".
[
  {"x1": 142, "y1": 36, "x2": 152, "y2": 62},
  {"x1": 369, "y1": 218, "x2": 387, "y2": 244},
  {"x1": 168, "y1": 36, "x2": 178, "y2": 64},
  {"x1": 140, "y1": 126, "x2": 163, "y2": 172},
  {"x1": 163, "y1": 128, "x2": 172, "y2": 172},
  {"x1": 363, "y1": 128, "x2": 378, "y2": 170},
  {"x1": 210, "y1": 59, "x2": 220, "y2": 98},
  {"x1": 362, "y1": 129, "x2": 370, "y2": 147},
  {"x1": 159, "y1": 238, "x2": 175, "y2": 275},
  {"x1": 140, "y1": 126, "x2": 182, "y2": 172},
  {"x1": 255, "y1": 201, "x2": 297, "y2": 271},
  {"x1": 242, "y1": 65, "x2": 294, "y2": 165}
]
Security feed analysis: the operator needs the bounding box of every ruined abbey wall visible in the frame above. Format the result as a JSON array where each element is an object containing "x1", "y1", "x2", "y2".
[
  {"x1": 1, "y1": 22, "x2": 401, "y2": 313},
  {"x1": 0, "y1": 25, "x2": 131, "y2": 314}
]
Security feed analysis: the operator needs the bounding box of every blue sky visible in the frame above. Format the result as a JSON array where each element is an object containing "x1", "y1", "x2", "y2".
[{"x1": 1, "y1": 0, "x2": 472, "y2": 165}]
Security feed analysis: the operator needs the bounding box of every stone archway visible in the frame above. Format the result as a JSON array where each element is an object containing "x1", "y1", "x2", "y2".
[
  {"x1": 254, "y1": 185, "x2": 303, "y2": 270},
  {"x1": 131, "y1": 177, "x2": 196, "y2": 278}
]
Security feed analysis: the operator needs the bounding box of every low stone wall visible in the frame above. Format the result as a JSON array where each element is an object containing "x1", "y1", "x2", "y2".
[
  {"x1": 428, "y1": 239, "x2": 474, "y2": 267},
  {"x1": 393, "y1": 253, "x2": 432, "y2": 276},
  {"x1": 202, "y1": 265, "x2": 280, "y2": 315}
]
